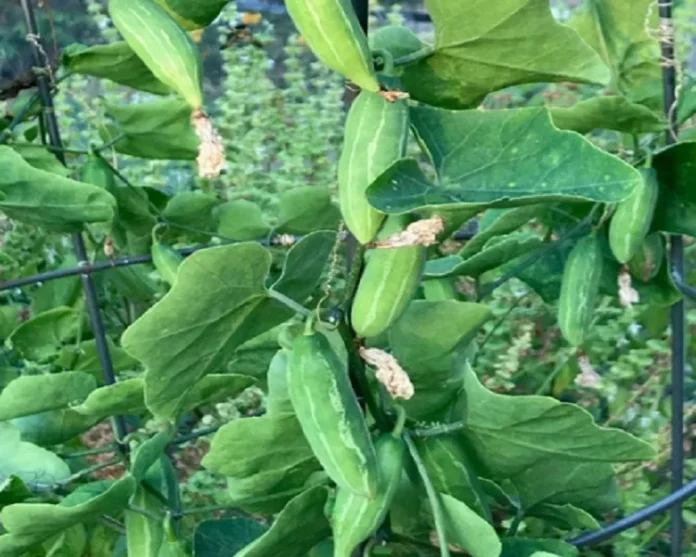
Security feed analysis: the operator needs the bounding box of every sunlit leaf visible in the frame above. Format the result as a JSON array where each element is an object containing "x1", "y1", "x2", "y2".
[
  {"x1": 367, "y1": 107, "x2": 641, "y2": 214},
  {"x1": 0, "y1": 423, "x2": 70, "y2": 485},
  {"x1": 6, "y1": 307, "x2": 79, "y2": 362}
]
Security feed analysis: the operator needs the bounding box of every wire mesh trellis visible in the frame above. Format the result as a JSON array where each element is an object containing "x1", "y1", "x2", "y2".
[{"x1": 2, "y1": 0, "x2": 693, "y2": 554}]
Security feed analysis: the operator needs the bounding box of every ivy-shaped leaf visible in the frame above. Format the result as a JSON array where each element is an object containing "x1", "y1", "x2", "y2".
[
  {"x1": 0, "y1": 147, "x2": 115, "y2": 232},
  {"x1": 425, "y1": 234, "x2": 544, "y2": 279},
  {"x1": 231, "y1": 486, "x2": 330, "y2": 557},
  {"x1": 455, "y1": 363, "x2": 655, "y2": 479},
  {"x1": 389, "y1": 300, "x2": 491, "y2": 421},
  {"x1": 398, "y1": 0, "x2": 610, "y2": 109},
  {"x1": 569, "y1": 0, "x2": 660, "y2": 103},
  {"x1": 6, "y1": 307, "x2": 80, "y2": 362},
  {"x1": 367, "y1": 107, "x2": 641, "y2": 214},
  {"x1": 215, "y1": 200, "x2": 271, "y2": 241},
  {"x1": 0, "y1": 477, "x2": 135, "y2": 555},
  {"x1": 0, "y1": 423, "x2": 70, "y2": 485},
  {"x1": 122, "y1": 243, "x2": 291, "y2": 420},
  {"x1": 549, "y1": 96, "x2": 665, "y2": 135},
  {"x1": 62, "y1": 42, "x2": 169, "y2": 95},
  {"x1": 0, "y1": 372, "x2": 97, "y2": 421},
  {"x1": 99, "y1": 99, "x2": 198, "y2": 160},
  {"x1": 275, "y1": 187, "x2": 341, "y2": 234},
  {"x1": 271, "y1": 231, "x2": 336, "y2": 303}
]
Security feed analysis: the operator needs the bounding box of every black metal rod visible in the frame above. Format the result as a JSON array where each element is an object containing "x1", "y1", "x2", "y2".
[
  {"x1": 570, "y1": 476, "x2": 696, "y2": 547},
  {"x1": 0, "y1": 236, "x2": 297, "y2": 292},
  {"x1": 658, "y1": 2, "x2": 685, "y2": 554},
  {"x1": 20, "y1": 0, "x2": 128, "y2": 446}
]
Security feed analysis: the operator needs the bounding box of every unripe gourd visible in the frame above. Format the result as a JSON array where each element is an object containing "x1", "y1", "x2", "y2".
[
  {"x1": 331, "y1": 432, "x2": 405, "y2": 557},
  {"x1": 351, "y1": 216, "x2": 426, "y2": 338},
  {"x1": 287, "y1": 327, "x2": 379, "y2": 498},
  {"x1": 285, "y1": 0, "x2": 381, "y2": 92},
  {"x1": 108, "y1": 0, "x2": 203, "y2": 110},
  {"x1": 338, "y1": 91, "x2": 409, "y2": 244},
  {"x1": 608, "y1": 168, "x2": 659, "y2": 264},
  {"x1": 558, "y1": 234, "x2": 603, "y2": 346}
]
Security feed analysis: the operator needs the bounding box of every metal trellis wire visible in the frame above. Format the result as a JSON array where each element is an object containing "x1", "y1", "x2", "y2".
[{"x1": 3, "y1": 0, "x2": 691, "y2": 554}]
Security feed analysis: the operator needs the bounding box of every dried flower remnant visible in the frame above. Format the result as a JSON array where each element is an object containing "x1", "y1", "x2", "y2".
[
  {"x1": 192, "y1": 109, "x2": 225, "y2": 179},
  {"x1": 618, "y1": 268, "x2": 639, "y2": 308},
  {"x1": 575, "y1": 353, "x2": 601, "y2": 388},
  {"x1": 371, "y1": 216, "x2": 445, "y2": 248},
  {"x1": 359, "y1": 347, "x2": 414, "y2": 400}
]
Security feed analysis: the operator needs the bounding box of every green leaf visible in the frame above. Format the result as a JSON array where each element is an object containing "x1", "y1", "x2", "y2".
[
  {"x1": 366, "y1": 107, "x2": 641, "y2": 214},
  {"x1": 529, "y1": 503, "x2": 600, "y2": 531},
  {"x1": 415, "y1": 435, "x2": 490, "y2": 519},
  {"x1": 389, "y1": 300, "x2": 491, "y2": 421},
  {"x1": 500, "y1": 539, "x2": 578, "y2": 557},
  {"x1": 275, "y1": 187, "x2": 341, "y2": 234},
  {"x1": 122, "y1": 243, "x2": 290, "y2": 420},
  {"x1": 511, "y1": 460, "x2": 619, "y2": 516},
  {"x1": 266, "y1": 350, "x2": 293, "y2": 417},
  {"x1": 549, "y1": 96, "x2": 665, "y2": 135},
  {"x1": 10, "y1": 409, "x2": 99, "y2": 447},
  {"x1": 193, "y1": 517, "x2": 268, "y2": 557},
  {"x1": 569, "y1": 0, "x2": 659, "y2": 100},
  {"x1": 56, "y1": 338, "x2": 139, "y2": 378},
  {"x1": 10, "y1": 144, "x2": 71, "y2": 177},
  {"x1": 0, "y1": 146, "x2": 115, "y2": 232},
  {"x1": 215, "y1": 200, "x2": 271, "y2": 241},
  {"x1": 0, "y1": 477, "x2": 135, "y2": 551},
  {"x1": 71, "y1": 379, "x2": 145, "y2": 418},
  {"x1": 6, "y1": 307, "x2": 79, "y2": 362},
  {"x1": 156, "y1": 0, "x2": 230, "y2": 29},
  {"x1": 399, "y1": 0, "x2": 609, "y2": 109},
  {"x1": 271, "y1": 231, "x2": 335, "y2": 303},
  {"x1": 229, "y1": 325, "x2": 287, "y2": 386},
  {"x1": 652, "y1": 143, "x2": 696, "y2": 237},
  {"x1": 202, "y1": 413, "x2": 320, "y2": 513},
  {"x1": 231, "y1": 486, "x2": 330, "y2": 557},
  {"x1": 0, "y1": 423, "x2": 70, "y2": 484},
  {"x1": 424, "y1": 234, "x2": 544, "y2": 279},
  {"x1": 130, "y1": 426, "x2": 175, "y2": 481},
  {"x1": 455, "y1": 363, "x2": 656, "y2": 479},
  {"x1": 62, "y1": 42, "x2": 169, "y2": 95},
  {"x1": 163, "y1": 191, "x2": 218, "y2": 231},
  {"x1": 460, "y1": 206, "x2": 543, "y2": 258},
  {"x1": 43, "y1": 524, "x2": 87, "y2": 557},
  {"x1": 30, "y1": 257, "x2": 82, "y2": 315},
  {"x1": 440, "y1": 493, "x2": 501, "y2": 557},
  {"x1": 0, "y1": 476, "x2": 33, "y2": 507},
  {"x1": 99, "y1": 99, "x2": 198, "y2": 160},
  {"x1": 0, "y1": 372, "x2": 97, "y2": 421},
  {"x1": 72, "y1": 374, "x2": 253, "y2": 420}
]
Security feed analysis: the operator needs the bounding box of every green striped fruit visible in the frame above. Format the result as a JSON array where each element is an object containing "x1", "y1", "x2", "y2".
[
  {"x1": 608, "y1": 169, "x2": 659, "y2": 264},
  {"x1": 108, "y1": 0, "x2": 203, "y2": 109},
  {"x1": 287, "y1": 329, "x2": 378, "y2": 498},
  {"x1": 332, "y1": 433, "x2": 405, "y2": 557},
  {"x1": 151, "y1": 241, "x2": 183, "y2": 286},
  {"x1": 285, "y1": 0, "x2": 380, "y2": 92},
  {"x1": 351, "y1": 216, "x2": 426, "y2": 338},
  {"x1": 627, "y1": 232, "x2": 664, "y2": 283},
  {"x1": 338, "y1": 91, "x2": 408, "y2": 244},
  {"x1": 558, "y1": 234, "x2": 603, "y2": 346}
]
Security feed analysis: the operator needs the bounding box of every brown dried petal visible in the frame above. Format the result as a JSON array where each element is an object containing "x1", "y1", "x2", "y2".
[
  {"x1": 371, "y1": 216, "x2": 445, "y2": 248},
  {"x1": 359, "y1": 347, "x2": 414, "y2": 400},
  {"x1": 192, "y1": 110, "x2": 225, "y2": 179}
]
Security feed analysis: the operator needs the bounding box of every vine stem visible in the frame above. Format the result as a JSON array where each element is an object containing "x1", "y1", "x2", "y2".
[
  {"x1": 410, "y1": 421, "x2": 466, "y2": 438},
  {"x1": 268, "y1": 289, "x2": 312, "y2": 316},
  {"x1": 404, "y1": 432, "x2": 451, "y2": 557}
]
